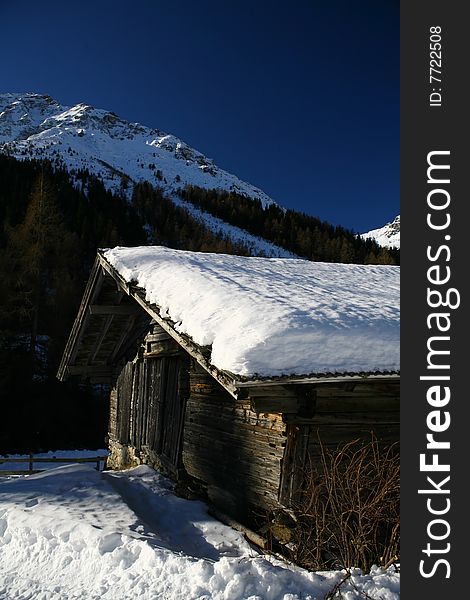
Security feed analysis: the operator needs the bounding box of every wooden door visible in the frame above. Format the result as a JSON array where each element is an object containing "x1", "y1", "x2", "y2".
[
  {"x1": 114, "y1": 329, "x2": 189, "y2": 474},
  {"x1": 145, "y1": 353, "x2": 189, "y2": 472}
]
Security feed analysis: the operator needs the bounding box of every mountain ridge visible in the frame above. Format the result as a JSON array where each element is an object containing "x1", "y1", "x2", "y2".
[
  {"x1": 1, "y1": 92, "x2": 399, "y2": 260},
  {"x1": 361, "y1": 215, "x2": 400, "y2": 249},
  {"x1": 0, "y1": 92, "x2": 275, "y2": 207}
]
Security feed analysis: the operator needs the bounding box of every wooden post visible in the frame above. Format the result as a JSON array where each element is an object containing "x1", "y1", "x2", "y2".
[{"x1": 29, "y1": 453, "x2": 33, "y2": 474}]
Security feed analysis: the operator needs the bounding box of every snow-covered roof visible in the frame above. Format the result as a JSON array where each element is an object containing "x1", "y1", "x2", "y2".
[{"x1": 103, "y1": 247, "x2": 400, "y2": 378}]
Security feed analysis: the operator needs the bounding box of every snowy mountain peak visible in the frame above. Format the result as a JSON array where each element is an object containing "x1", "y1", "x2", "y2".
[
  {"x1": 361, "y1": 215, "x2": 400, "y2": 249},
  {"x1": 0, "y1": 92, "x2": 275, "y2": 206}
]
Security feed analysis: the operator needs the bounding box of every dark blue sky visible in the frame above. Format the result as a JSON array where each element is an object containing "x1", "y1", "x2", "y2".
[{"x1": 1, "y1": 0, "x2": 399, "y2": 232}]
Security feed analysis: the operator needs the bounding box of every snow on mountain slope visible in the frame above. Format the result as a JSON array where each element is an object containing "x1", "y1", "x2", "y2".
[
  {"x1": 0, "y1": 92, "x2": 296, "y2": 258},
  {"x1": 0, "y1": 92, "x2": 275, "y2": 206},
  {"x1": 170, "y1": 194, "x2": 297, "y2": 258},
  {"x1": 361, "y1": 215, "x2": 400, "y2": 249}
]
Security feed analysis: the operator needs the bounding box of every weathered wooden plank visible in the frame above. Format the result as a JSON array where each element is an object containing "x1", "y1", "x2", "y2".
[
  {"x1": 108, "y1": 388, "x2": 118, "y2": 440},
  {"x1": 89, "y1": 304, "x2": 142, "y2": 315},
  {"x1": 184, "y1": 429, "x2": 284, "y2": 452},
  {"x1": 89, "y1": 315, "x2": 114, "y2": 364},
  {"x1": 185, "y1": 411, "x2": 285, "y2": 439},
  {"x1": 145, "y1": 337, "x2": 180, "y2": 354},
  {"x1": 187, "y1": 398, "x2": 278, "y2": 419},
  {"x1": 181, "y1": 366, "x2": 286, "y2": 514},
  {"x1": 67, "y1": 365, "x2": 112, "y2": 376},
  {"x1": 134, "y1": 351, "x2": 190, "y2": 470},
  {"x1": 147, "y1": 358, "x2": 163, "y2": 453},
  {"x1": 57, "y1": 258, "x2": 104, "y2": 380},
  {"x1": 187, "y1": 396, "x2": 285, "y2": 426},
  {"x1": 248, "y1": 386, "x2": 299, "y2": 399},
  {"x1": 315, "y1": 396, "x2": 399, "y2": 412},
  {"x1": 108, "y1": 315, "x2": 138, "y2": 363},
  {"x1": 144, "y1": 350, "x2": 181, "y2": 359},
  {"x1": 315, "y1": 383, "x2": 399, "y2": 399},
  {"x1": 306, "y1": 423, "x2": 400, "y2": 448},
  {"x1": 235, "y1": 375, "x2": 400, "y2": 389},
  {"x1": 185, "y1": 414, "x2": 286, "y2": 442},
  {"x1": 250, "y1": 396, "x2": 300, "y2": 414},
  {"x1": 134, "y1": 359, "x2": 147, "y2": 450},
  {"x1": 278, "y1": 424, "x2": 310, "y2": 506},
  {"x1": 145, "y1": 332, "x2": 172, "y2": 343},
  {"x1": 183, "y1": 441, "x2": 284, "y2": 468},
  {"x1": 183, "y1": 456, "x2": 281, "y2": 494},
  {"x1": 284, "y1": 412, "x2": 399, "y2": 425},
  {"x1": 207, "y1": 506, "x2": 269, "y2": 549},
  {"x1": 116, "y1": 361, "x2": 133, "y2": 444}
]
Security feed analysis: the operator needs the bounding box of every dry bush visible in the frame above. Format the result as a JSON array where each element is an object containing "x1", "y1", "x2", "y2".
[{"x1": 290, "y1": 435, "x2": 399, "y2": 573}]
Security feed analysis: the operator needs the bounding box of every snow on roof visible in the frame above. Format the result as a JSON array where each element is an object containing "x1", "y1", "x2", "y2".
[{"x1": 103, "y1": 246, "x2": 400, "y2": 378}]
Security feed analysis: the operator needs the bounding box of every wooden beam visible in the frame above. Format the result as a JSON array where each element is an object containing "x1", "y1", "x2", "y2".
[
  {"x1": 89, "y1": 315, "x2": 114, "y2": 364},
  {"x1": 57, "y1": 258, "x2": 103, "y2": 380},
  {"x1": 111, "y1": 317, "x2": 152, "y2": 365},
  {"x1": 207, "y1": 506, "x2": 269, "y2": 550},
  {"x1": 108, "y1": 315, "x2": 137, "y2": 363},
  {"x1": 236, "y1": 374, "x2": 400, "y2": 389},
  {"x1": 248, "y1": 386, "x2": 298, "y2": 398},
  {"x1": 89, "y1": 304, "x2": 142, "y2": 315},
  {"x1": 145, "y1": 332, "x2": 172, "y2": 343},
  {"x1": 249, "y1": 385, "x2": 316, "y2": 416},
  {"x1": 250, "y1": 396, "x2": 300, "y2": 414},
  {"x1": 67, "y1": 365, "x2": 112, "y2": 377}
]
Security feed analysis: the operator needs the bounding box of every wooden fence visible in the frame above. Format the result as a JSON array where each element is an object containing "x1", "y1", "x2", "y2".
[{"x1": 0, "y1": 454, "x2": 108, "y2": 476}]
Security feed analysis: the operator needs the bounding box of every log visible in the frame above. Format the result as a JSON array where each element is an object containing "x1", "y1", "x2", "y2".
[
  {"x1": 250, "y1": 396, "x2": 300, "y2": 414},
  {"x1": 207, "y1": 506, "x2": 269, "y2": 549}
]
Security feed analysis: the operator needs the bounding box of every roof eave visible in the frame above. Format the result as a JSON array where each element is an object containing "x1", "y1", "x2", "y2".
[{"x1": 234, "y1": 372, "x2": 400, "y2": 389}]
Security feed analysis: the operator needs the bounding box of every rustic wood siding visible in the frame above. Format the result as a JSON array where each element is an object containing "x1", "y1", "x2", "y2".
[
  {"x1": 183, "y1": 364, "x2": 287, "y2": 521},
  {"x1": 116, "y1": 361, "x2": 133, "y2": 445},
  {"x1": 108, "y1": 388, "x2": 118, "y2": 441},
  {"x1": 112, "y1": 325, "x2": 190, "y2": 474}
]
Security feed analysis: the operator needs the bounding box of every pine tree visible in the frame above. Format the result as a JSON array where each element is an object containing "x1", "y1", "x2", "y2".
[{"x1": 4, "y1": 173, "x2": 68, "y2": 377}]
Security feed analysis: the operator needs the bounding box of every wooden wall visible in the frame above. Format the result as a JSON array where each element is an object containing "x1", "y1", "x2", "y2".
[{"x1": 182, "y1": 363, "x2": 287, "y2": 523}]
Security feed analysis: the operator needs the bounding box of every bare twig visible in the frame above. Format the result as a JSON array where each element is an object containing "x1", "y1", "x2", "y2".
[
  {"x1": 323, "y1": 570, "x2": 352, "y2": 600},
  {"x1": 289, "y1": 434, "x2": 400, "y2": 574}
]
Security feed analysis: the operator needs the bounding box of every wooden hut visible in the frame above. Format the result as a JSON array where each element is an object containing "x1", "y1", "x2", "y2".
[{"x1": 58, "y1": 247, "x2": 399, "y2": 532}]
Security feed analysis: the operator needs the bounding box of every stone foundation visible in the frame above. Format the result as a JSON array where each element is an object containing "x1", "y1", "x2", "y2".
[{"x1": 107, "y1": 439, "x2": 172, "y2": 475}]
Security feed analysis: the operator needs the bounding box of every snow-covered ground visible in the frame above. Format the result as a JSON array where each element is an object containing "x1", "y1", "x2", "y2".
[
  {"x1": 0, "y1": 462, "x2": 400, "y2": 600},
  {"x1": 104, "y1": 246, "x2": 400, "y2": 377}
]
